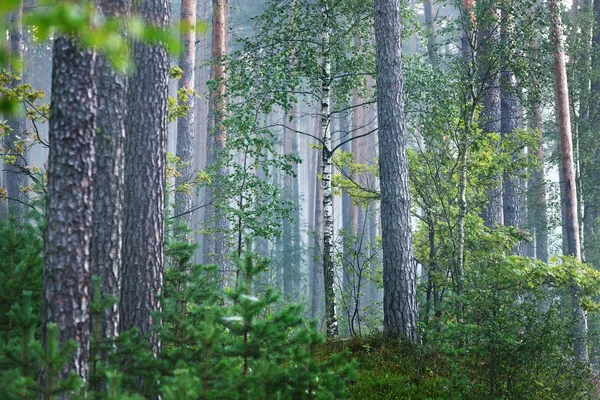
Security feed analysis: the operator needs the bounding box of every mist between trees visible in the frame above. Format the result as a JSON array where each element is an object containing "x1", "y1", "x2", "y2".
[{"x1": 2, "y1": 0, "x2": 600, "y2": 398}]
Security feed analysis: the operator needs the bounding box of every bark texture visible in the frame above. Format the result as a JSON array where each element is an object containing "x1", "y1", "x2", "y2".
[
  {"x1": 43, "y1": 36, "x2": 96, "y2": 382},
  {"x1": 4, "y1": 0, "x2": 27, "y2": 224},
  {"x1": 121, "y1": 0, "x2": 170, "y2": 356},
  {"x1": 203, "y1": 0, "x2": 229, "y2": 274},
  {"x1": 549, "y1": 0, "x2": 588, "y2": 363},
  {"x1": 320, "y1": 1, "x2": 337, "y2": 338},
  {"x1": 374, "y1": 0, "x2": 418, "y2": 343},
  {"x1": 92, "y1": 0, "x2": 129, "y2": 344},
  {"x1": 175, "y1": 0, "x2": 197, "y2": 227}
]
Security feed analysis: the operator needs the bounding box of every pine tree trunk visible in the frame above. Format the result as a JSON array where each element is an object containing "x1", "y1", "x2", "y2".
[
  {"x1": 120, "y1": 0, "x2": 170, "y2": 357},
  {"x1": 479, "y1": 7, "x2": 504, "y2": 228},
  {"x1": 423, "y1": 0, "x2": 438, "y2": 64},
  {"x1": 92, "y1": 0, "x2": 129, "y2": 343},
  {"x1": 42, "y1": 36, "x2": 96, "y2": 382},
  {"x1": 530, "y1": 102, "x2": 548, "y2": 263},
  {"x1": 583, "y1": 0, "x2": 600, "y2": 266},
  {"x1": 193, "y1": 0, "x2": 209, "y2": 264},
  {"x1": 203, "y1": 0, "x2": 229, "y2": 275},
  {"x1": 374, "y1": 0, "x2": 418, "y2": 343},
  {"x1": 501, "y1": 66, "x2": 523, "y2": 254},
  {"x1": 549, "y1": 0, "x2": 589, "y2": 363},
  {"x1": 4, "y1": 0, "x2": 27, "y2": 224},
  {"x1": 175, "y1": 0, "x2": 197, "y2": 229}
]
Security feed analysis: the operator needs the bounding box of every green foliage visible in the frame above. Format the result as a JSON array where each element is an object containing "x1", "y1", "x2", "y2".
[
  {"x1": 159, "y1": 230, "x2": 355, "y2": 399},
  {"x1": 419, "y1": 225, "x2": 600, "y2": 399},
  {"x1": 0, "y1": 219, "x2": 43, "y2": 338},
  {"x1": 0, "y1": 293, "x2": 85, "y2": 399}
]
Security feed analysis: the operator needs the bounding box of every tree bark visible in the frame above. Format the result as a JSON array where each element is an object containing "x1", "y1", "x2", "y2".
[
  {"x1": 549, "y1": 0, "x2": 588, "y2": 363},
  {"x1": 501, "y1": 54, "x2": 523, "y2": 254},
  {"x1": 374, "y1": 0, "x2": 418, "y2": 342},
  {"x1": 120, "y1": 0, "x2": 170, "y2": 357},
  {"x1": 42, "y1": 36, "x2": 96, "y2": 382},
  {"x1": 479, "y1": 6, "x2": 504, "y2": 228},
  {"x1": 582, "y1": 0, "x2": 600, "y2": 266},
  {"x1": 193, "y1": 0, "x2": 209, "y2": 264},
  {"x1": 423, "y1": 0, "x2": 438, "y2": 64},
  {"x1": 4, "y1": 0, "x2": 27, "y2": 224},
  {"x1": 203, "y1": 0, "x2": 229, "y2": 275},
  {"x1": 92, "y1": 0, "x2": 129, "y2": 345},
  {"x1": 175, "y1": 0, "x2": 197, "y2": 229},
  {"x1": 530, "y1": 102, "x2": 548, "y2": 263},
  {"x1": 321, "y1": 1, "x2": 337, "y2": 338}
]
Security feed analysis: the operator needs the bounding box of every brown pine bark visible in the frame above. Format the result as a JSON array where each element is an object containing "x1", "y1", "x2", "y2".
[
  {"x1": 120, "y1": 0, "x2": 170, "y2": 356},
  {"x1": 175, "y1": 0, "x2": 197, "y2": 228},
  {"x1": 549, "y1": 0, "x2": 588, "y2": 363},
  {"x1": 42, "y1": 36, "x2": 96, "y2": 382},
  {"x1": 374, "y1": 0, "x2": 418, "y2": 342},
  {"x1": 92, "y1": 0, "x2": 129, "y2": 345},
  {"x1": 203, "y1": 0, "x2": 229, "y2": 274},
  {"x1": 193, "y1": 0, "x2": 209, "y2": 264}
]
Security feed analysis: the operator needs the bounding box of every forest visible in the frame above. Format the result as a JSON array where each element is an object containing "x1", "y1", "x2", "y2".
[{"x1": 1, "y1": 0, "x2": 600, "y2": 398}]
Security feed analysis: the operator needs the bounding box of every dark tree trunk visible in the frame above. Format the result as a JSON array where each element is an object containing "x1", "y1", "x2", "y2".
[
  {"x1": 582, "y1": 0, "x2": 600, "y2": 266},
  {"x1": 374, "y1": 0, "x2": 418, "y2": 343},
  {"x1": 92, "y1": 0, "x2": 129, "y2": 346},
  {"x1": 175, "y1": 0, "x2": 197, "y2": 228},
  {"x1": 479, "y1": 6, "x2": 504, "y2": 228},
  {"x1": 4, "y1": 0, "x2": 27, "y2": 224},
  {"x1": 501, "y1": 68, "x2": 523, "y2": 254},
  {"x1": 42, "y1": 36, "x2": 96, "y2": 383},
  {"x1": 530, "y1": 103, "x2": 548, "y2": 263},
  {"x1": 120, "y1": 0, "x2": 170, "y2": 357},
  {"x1": 203, "y1": 0, "x2": 229, "y2": 274},
  {"x1": 423, "y1": 0, "x2": 438, "y2": 64}
]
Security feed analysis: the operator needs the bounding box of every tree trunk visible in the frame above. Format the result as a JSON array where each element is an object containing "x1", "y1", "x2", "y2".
[
  {"x1": 374, "y1": 0, "x2": 418, "y2": 342},
  {"x1": 4, "y1": 0, "x2": 27, "y2": 224},
  {"x1": 203, "y1": 0, "x2": 229, "y2": 275},
  {"x1": 175, "y1": 0, "x2": 197, "y2": 229},
  {"x1": 479, "y1": 6, "x2": 504, "y2": 228},
  {"x1": 501, "y1": 62, "x2": 523, "y2": 254},
  {"x1": 92, "y1": 0, "x2": 129, "y2": 344},
  {"x1": 530, "y1": 102, "x2": 548, "y2": 263},
  {"x1": 423, "y1": 0, "x2": 438, "y2": 64},
  {"x1": 193, "y1": 0, "x2": 209, "y2": 264},
  {"x1": 120, "y1": 0, "x2": 170, "y2": 357},
  {"x1": 321, "y1": 1, "x2": 337, "y2": 338},
  {"x1": 42, "y1": 36, "x2": 96, "y2": 383},
  {"x1": 582, "y1": 0, "x2": 600, "y2": 266},
  {"x1": 549, "y1": 0, "x2": 588, "y2": 363}
]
